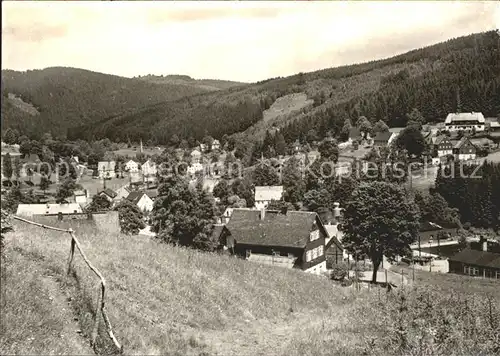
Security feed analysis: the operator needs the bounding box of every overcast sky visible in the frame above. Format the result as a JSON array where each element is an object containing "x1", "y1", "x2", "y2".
[{"x1": 2, "y1": 1, "x2": 499, "y2": 83}]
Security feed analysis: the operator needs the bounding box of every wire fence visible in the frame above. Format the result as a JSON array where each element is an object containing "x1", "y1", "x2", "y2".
[{"x1": 12, "y1": 215, "x2": 123, "y2": 354}]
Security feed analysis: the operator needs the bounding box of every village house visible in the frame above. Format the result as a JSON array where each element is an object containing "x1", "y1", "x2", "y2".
[
  {"x1": 115, "y1": 185, "x2": 132, "y2": 201},
  {"x1": 254, "y1": 186, "x2": 284, "y2": 210},
  {"x1": 145, "y1": 189, "x2": 158, "y2": 202},
  {"x1": 211, "y1": 139, "x2": 221, "y2": 151},
  {"x1": 187, "y1": 163, "x2": 204, "y2": 176},
  {"x1": 141, "y1": 159, "x2": 157, "y2": 184},
  {"x1": 448, "y1": 241, "x2": 500, "y2": 279},
  {"x1": 323, "y1": 203, "x2": 346, "y2": 264},
  {"x1": 452, "y1": 136, "x2": 477, "y2": 161},
  {"x1": 199, "y1": 143, "x2": 207, "y2": 153},
  {"x1": 444, "y1": 112, "x2": 485, "y2": 132},
  {"x1": 223, "y1": 208, "x2": 335, "y2": 275},
  {"x1": 124, "y1": 159, "x2": 139, "y2": 173},
  {"x1": 373, "y1": 132, "x2": 398, "y2": 148},
  {"x1": 98, "y1": 188, "x2": 118, "y2": 202},
  {"x1": 429, "y1": 135, "x2": 454, "y2": 157},
  {"x1": 191, "y1": 149, "x2": 202, "y2": 164},
  {"x1": 16, "y1": 203, "x2": 83, "y2": 217},
  {"x1": 126, "y1": 191, "x2": 154, "y2": 213},
  {"x1": 98, "y1": 161, "x2": 116, "y2": 179}
]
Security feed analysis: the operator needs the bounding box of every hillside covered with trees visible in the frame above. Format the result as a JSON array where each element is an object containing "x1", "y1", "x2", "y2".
[
  {"x1": 0, "y1": 67, "x2": 217, "y2": 139},
  {"x1": 3, "y1": 31, "x2": 499, "y2": 147}
]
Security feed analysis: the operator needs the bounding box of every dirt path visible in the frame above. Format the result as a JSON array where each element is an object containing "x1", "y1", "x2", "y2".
[
  {"x1": 201, "y1": 312, "x2": 324, "y2": 356},
  {"x1": 41, "y1": 274, "x2": 94, "y2": 355}
]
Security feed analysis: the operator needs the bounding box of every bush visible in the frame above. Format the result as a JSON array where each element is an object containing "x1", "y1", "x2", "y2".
[{"x1": 330, "y1": 263, "x2": 348, "y2": 281}]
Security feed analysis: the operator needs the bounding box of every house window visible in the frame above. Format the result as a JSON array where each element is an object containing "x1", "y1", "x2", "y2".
[
  {"x1": 312, "y1": 248, "x2": 318, "y2": 260},
  {"x1": 318, "y1": 245, "x2": 324, "y2": 256},
  {"x1": 306, "y1": 250, "x2": 312, "y2": 262},
  {"x1": 246, "y1": 250, "x2": 251, "y2": 258},
  {"x1": 496, "y1": 271, "x2": 500, "y2": 280},
  {"x1": 310, "y1": 230, "x2": 319, "y2": 241}
]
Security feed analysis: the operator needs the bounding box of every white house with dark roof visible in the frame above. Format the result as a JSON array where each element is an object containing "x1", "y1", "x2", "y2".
[
  {"x1": 254, "y1": 186, "x2": 284, "y2": 210},
  {"x1": 444, "y1": 112, "x2": 485, "y2": 132},
  {"x1": 211, "y1": 139, "x2": 221, "y2": 151},
  {"x1": 126, "y1": 191, "x2": 154, "y2": 212},
  {"x1": 98, "y1": 161, "x2": 116, "y2": 179},
  {"x1": 125, "y1": 160, "x2": 139, "y2": 173},
  {"x1": 223, "y1": 208, "x2": 343, "y2": 275},
  {"x1": 190, "y1": 149, "x2": 202, "y2": 164}
]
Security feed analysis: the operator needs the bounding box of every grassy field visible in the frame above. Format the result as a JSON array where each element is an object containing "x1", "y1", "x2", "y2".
[{"x1": 1, "y1": 220, "x2": 499, "y2": 355}]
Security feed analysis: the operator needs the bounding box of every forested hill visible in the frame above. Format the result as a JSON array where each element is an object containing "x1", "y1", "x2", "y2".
[
  {"x1": 137, "y1": 74, "x2": 246, "y2": 91},
  {"x1": 70, "y1": 30, "x2": 500, "y2": 145},
  {"x1": 5, "y1": 31, "x2": 500, "y2": 145},
  {"x1": 0, "y1": 67, "x2": 214, "y2": 138}
]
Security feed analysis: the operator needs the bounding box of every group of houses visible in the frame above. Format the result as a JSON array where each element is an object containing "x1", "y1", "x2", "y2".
[{"x1": 97, "y1": 158, "x2": 157, "y2": 182}]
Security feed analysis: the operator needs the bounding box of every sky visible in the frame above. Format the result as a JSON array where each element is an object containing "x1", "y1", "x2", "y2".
[{"x1": 2, "y1": 1, "x2": 499, "y2": 83}]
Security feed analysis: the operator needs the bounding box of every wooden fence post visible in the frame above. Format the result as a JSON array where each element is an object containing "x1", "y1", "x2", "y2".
[
  {"x1": 91, "y1": 288, "x2": 101, "y2": 350},
  {"x1": 67, "y1": 237, "x2": 75, "y2": 275}
]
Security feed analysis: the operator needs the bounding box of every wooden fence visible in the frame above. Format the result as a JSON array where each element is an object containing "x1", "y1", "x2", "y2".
[{"x1": 12, "y1": 215, "x2": 123, "y2": 354}]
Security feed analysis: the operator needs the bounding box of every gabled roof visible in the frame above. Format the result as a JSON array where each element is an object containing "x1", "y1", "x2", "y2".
[
  {"x1": 126, "y1": 191, "x2": 151, "y2": 205},
  {"x1": 453, "y1": 136, "x2": 475, "y2": 149},
  {"x1": 374, "y1": 131, "x2": 393, "y2": 143},
  {"x1": 191, "y1": 149, "x2": 201, "y2": 156},
  {"x1": 449, "y1": 248, "x2": 500, "y2": 269},
  {"x1": 226, "y1": 209, "x2": 325, "y2": 248},
  {"x1": 324, "y1": 224, "x2": 344, "y2": 250},
  {"x1": 145, "y1": 189, "x2": 158, "y2": 199},
  {"x1": 99, "y1": 188, "x2": 117, "y2": 198},
  {"x1": 254, "y1": 186, "x2": 284, "y2": 202}
]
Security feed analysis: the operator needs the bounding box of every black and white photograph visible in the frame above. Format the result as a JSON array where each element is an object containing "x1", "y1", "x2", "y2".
[{"x1": 1, "y1": 1, "x2": 499, "y2": 355}]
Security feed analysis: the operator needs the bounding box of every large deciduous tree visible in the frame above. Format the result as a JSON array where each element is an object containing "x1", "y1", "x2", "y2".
[
  {"x1": 115, "y1": 199, "x2": 145, "y2": 235},
  {"x1": 151, "y1": 175, "x2": 217, "y2": 249},
  {"x1": 395, "y1": 126, "x2": 426, "y2": 157},
  {"x1": 341, "y1": 181, "x2": 420, "y2": 283}
]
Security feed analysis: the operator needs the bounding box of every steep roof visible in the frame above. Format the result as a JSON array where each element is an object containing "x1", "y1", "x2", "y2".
[
  {"x1": 254, "y1": 186, "x2": 284, "y2": 202},
  {"x1": 126, "y1": 191, "x2": 150, "y2": 205},
  {"x1": 323, "y1": 224, "x2": 344, "y2": 250},
  {"x1": 226, "y1": 209, "x2": 323, "y2": 248},
  {"x1": 449, "y1": 248, "x2": 500, "y2": 269},
  {"x1": 453, "y1": 136, "x2": 475, "y2": 149},
  {"x1": 145, "y1": 189, "x2": 158, "y2": 199},
  {"x1": 99, "y1": 188, "x2": 117, "y2": 198}
]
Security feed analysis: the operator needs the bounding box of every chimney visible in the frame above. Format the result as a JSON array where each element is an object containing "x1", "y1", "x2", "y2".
[
  {"x1": 260, "y1": 207, "x2": 266, "y2": 220},
  {"x1": 332, "y1": 202, "x2": 342, "y2": 225},
  {"x1": 480, "y1": 236, "x2": 488, "y2": 252}
]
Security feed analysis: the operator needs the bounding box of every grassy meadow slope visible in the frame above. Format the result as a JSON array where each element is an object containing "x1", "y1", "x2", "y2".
[
  {"x1": 2, "y1": 219, "x2": 499, "y2": 356},
  {"x1": 0, "y1": 67, "x2": 212, "y2": 138},
  {"x1": 71, "y1": 31, "x2": 499, "y2": 145}
]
